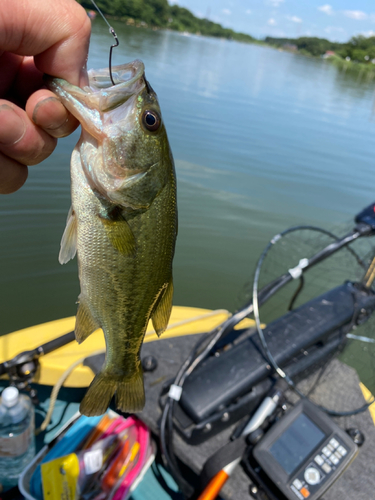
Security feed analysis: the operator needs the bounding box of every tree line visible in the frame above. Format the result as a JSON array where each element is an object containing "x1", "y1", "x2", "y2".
[
  {"x1": 77, "y1": 0, "x2": 255, "y2": 43},
  {"x1": 77, "y1": 0, "x2": 375, "y2": 64},
  {"x1": 265, "y1": 35, "x2": 375, "y2": 63}
]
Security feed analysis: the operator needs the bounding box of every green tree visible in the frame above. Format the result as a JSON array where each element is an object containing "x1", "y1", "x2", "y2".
[{"x1": 78, "y1": 0, "x2": 254, "y2": 41}]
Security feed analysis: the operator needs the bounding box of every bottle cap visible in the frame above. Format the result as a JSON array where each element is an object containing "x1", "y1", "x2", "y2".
[{"x1": 1, "y1": 386, "x2": 19, "y2": 408}]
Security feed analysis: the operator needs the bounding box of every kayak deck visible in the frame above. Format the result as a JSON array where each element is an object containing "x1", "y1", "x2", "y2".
[
  {"x1": 1, "y1": 310, "x2": 374, "y2": 499},
  {"x1": 139, "y1": 332, "x2": 375, "y2": 500}
]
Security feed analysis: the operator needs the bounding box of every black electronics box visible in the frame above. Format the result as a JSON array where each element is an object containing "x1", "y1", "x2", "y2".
[{"x1": 173, "y1": 281, "x2": 375, "y2": 444}]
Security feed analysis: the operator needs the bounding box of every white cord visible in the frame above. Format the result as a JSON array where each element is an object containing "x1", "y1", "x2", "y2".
[{"x1": 35, "y1": 349, "x2": 105, "y2": 435}]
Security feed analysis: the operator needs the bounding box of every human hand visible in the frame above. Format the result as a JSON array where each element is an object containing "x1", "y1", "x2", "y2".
[{"x1": 0, "y1": 0, "x2": 91, "y2": 194}]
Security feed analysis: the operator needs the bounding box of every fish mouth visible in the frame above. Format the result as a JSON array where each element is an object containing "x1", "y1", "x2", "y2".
[
  {"x1": 45, "y1": 60, "x2": 147, "y2": 113},
  {"x1": 88, "y1": 59, "x2": 145, "y2": 91},
  {"x1": 87, "y1": 59, "x2": 146, "y2": 111}
]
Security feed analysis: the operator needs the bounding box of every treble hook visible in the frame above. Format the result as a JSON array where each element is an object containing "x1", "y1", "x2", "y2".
[{"x1": 89, "y1": 0, "x2": 119, "y2": 85}]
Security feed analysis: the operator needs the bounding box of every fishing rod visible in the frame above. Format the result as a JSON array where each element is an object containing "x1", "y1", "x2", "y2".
[
  {"x1": 252, "y1": 206, "x2": 375, "y2": 411},
  {"x1": 0, "y1": 330, "x2": 76, "y2": 392},
  {"x1": 193, "y1": 209, "x2": 375, "y2": 353},
  {"x1": 159, "y1": 201, "x2": 375, "y2": 497}
]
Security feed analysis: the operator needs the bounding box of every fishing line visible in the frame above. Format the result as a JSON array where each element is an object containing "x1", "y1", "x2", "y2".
[{"x1": 89, "y1": 0, "x2": 119, "y2": 85}]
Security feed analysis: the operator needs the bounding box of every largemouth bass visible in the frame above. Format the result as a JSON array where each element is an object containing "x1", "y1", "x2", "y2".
[{"x1": 46, "y1": 60, "x2": 177, "y2": 416}]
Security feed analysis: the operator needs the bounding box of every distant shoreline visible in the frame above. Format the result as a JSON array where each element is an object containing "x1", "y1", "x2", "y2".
[{"x1": 81, "y1": 0, "x2": 375, "y2": 78}]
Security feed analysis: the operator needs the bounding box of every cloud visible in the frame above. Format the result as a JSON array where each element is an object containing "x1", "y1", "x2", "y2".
[
  {"x1": 222, "y1": 8, "x2": 231, "y2": 15},
  {"x1": 343, "y1": 10, "x2": 367, "y2": 20},
  {"x1": 246, "y1": 9, "x2": 252, "y2": 15},
  {"x1": 267, "y1": 0, "x2": 284, "y2": 7},
  {"x1": 318, "y1": 5, "x2": 333, "y2": 15},
  {"x1": 268, "y1": 18, "x2": 277, "y2": 25},
  {"x1": 286, "y1": 15, "x2": 302, "y2": 23},
  {"x1": 362, "y1": 30, "x2": 375, "y2": 37}
]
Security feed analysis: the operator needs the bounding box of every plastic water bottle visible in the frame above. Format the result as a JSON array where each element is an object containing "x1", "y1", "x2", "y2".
[{"x1": 0, "y1": 386, "x2": 35, "y2": 491}]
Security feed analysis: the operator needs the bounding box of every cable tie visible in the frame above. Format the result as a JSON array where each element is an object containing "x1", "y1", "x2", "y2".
[
  {"x1": 168, "y1": 384, "x2": 182, "y2": 401},
  {"x1": 347, "y1": 333, "x2": 375, "y2": 344},
  {"x1": 276, "y1": 367, "x2": 287, "y2": 378},
  {"x1": 288, "y1": 258, "x2": 309, "y2": 279},
  {"x1": 271, "y1": 234, "x2": 282, "y2": 244}
]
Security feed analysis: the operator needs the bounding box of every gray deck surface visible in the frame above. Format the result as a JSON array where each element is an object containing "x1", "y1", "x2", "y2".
[{"x1": 139, "y1": 333, "x2": 375, "y2": 500}]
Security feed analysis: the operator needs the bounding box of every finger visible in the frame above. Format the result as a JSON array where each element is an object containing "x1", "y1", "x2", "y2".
[
  {"x1": 0, "y1": 52, "x2": 23, "y2": 96},
  {"x1": 26, "y1": 90, "x2": 79, "y2": 138},
  {"x1": 7, "y1": 56, "x2": 44, "y2": 107},
  {"x1": 0, "y1": 102, "x2": 57, "y2": 166},
  {"x1": 0, "y1": 0, "x2": 91, "y2": 86},
  {"x1": 0, "y1": 152, "x2": 28, "y2": 194}
]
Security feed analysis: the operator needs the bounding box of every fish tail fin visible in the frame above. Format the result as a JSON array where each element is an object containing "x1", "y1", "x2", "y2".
[
  {"x1": 115, "y1": 364, "x2": 145, "y2": 414},
  {"x1": 79, "y1": 366, "x2": 145, "y2": 417},
  {"x1": 80, "y1": 372, "x2": 117, "y2": 416}
]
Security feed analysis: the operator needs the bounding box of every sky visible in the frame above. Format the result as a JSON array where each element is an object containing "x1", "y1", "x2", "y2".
[{"x1": 172, "y1": 0, "x2": 375, "y2": 42}]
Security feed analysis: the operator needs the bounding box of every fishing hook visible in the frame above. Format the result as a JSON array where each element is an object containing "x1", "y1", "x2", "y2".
[
  {"x1": 89, "y1": 0, "x2": 119, "y2": 85},
  {"x1": 108, "y1": 28, "x2": 119, "y2": 86}
]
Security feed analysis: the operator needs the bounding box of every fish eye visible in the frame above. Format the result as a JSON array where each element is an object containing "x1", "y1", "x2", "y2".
[{"x1": 142, "y1": 110, "x2": 161, "y2": 132}]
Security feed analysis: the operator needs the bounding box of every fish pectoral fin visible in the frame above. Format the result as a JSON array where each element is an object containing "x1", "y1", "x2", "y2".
[
  {"x1": 75, "y1": 298, "x2": 100, "y2": 344},
  {"x1": 59, "y1": 206, "x2": 77, "y2": 265},
  {"x1": 98, "y1": 211, "x2": 136, "y2": 255},
  {"x1": 151, "y1": 278, "x2": 174, "y2": 337}
]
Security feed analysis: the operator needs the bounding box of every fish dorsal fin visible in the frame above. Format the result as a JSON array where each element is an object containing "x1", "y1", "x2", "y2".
[
  {"x1": 98, "y1": 208, "x2": 136, "y2": 255},
  {"x1": 59, "y1": 206, "x2": 77, "y2": 265},
  {"x1": 75, "y1": 296, "x2": 100, "y2": 344},
  {"x1": 152, "y1": 278, "x2": 174, "y2": 337}
]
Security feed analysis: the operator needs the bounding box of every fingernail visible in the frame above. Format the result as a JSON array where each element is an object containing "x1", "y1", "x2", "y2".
[
  {"x1": 0, "y1": 105, "x2": 26, "y2": 146},
  {"x1": 32, "y1": 97, "x2": 67, "y2": 130}
]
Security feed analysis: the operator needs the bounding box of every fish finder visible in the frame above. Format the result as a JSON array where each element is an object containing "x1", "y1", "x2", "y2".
[{"x1": 252, "y1": 399, "x2": 358, "y2": 500}]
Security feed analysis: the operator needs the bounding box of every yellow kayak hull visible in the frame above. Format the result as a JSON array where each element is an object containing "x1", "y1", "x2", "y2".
[
  {"x1": 0, "y1": 306, "x2": 255, "y2": 388},
  {"x1": 2, "y1": 307, "x2": 374, "y2": 425}
]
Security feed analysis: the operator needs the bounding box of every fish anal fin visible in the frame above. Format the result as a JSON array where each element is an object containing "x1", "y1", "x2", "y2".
[
  {"x1": 79, "y1": 366, "x2": 145, "y2": 417},
  {"x1": 75, "y1": 298, "x2": 100, "y2": 344},
  {"x1": 98, "y1": 209, "x2": 136, "y2": 255},
  {"x1": 152, "y1": 278, "x2": 174, "y2": 337},
  {"x1": 59, "y1": 206, "x2": 77, "y2": 264}
]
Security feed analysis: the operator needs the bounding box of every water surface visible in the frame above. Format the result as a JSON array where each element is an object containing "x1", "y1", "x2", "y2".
[{"x1": 2, "y1": 23, "x2": 375, "y2": 378}]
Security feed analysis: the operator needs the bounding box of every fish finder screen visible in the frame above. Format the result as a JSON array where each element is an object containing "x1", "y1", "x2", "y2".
[{"x1": 269, "y1": 413, "x2": 326, "y2": 475}]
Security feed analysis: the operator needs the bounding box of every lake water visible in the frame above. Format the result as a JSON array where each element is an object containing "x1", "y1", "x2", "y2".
[{"x1": 2, "y1": 21, "x2": 375, "y2": 389}]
